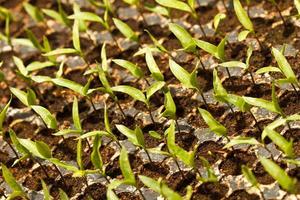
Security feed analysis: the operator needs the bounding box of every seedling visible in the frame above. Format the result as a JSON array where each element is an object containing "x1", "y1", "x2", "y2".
[
  {"x1": 138, "y1": 175, "x2": 193, "y2": 200},
  {"x1": 41, "y1": 179, "x2": 53, "y2": 200},
  {"x1": 1, "y1": 164, "x2": 28, "y2": 199},
  {"x1": 23, "y1": 2, "x2": 44, "y2": 23},
  {"x1": 156, "y1": 0, "x2": 207, "y2": 38},
  {"x1": 145, "y1": 47, "x2": 165, "y2": 81},
  {"x1": 42, "y1": 0, "x2": 70, "y2": 26},
  {"x1": 113, "y1": 18, "x2": 138, "y2": 42},
  {"x1": 116, "y1": 124, "x2": 153, "y2": 162},
  {"x1": 233, "y1": 0, "x2": 263, "y2": 49},
  {"x1": 169, "y1": 58, "x2": 209, "y2": 109},
  {"x1": 259, "y1": 156, "x2": 297, "y2": 193},
  {"x1": 213, "y1": 13, "x2": 226, "y2": 33}
]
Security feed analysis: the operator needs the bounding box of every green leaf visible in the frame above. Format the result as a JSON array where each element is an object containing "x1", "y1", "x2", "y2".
[
  {"x1": 224, "y1": 136, "x2": 260, "y2": 149},
  {"x1": 146, "y1": 81, "x2": 165, "y2": 102},
  {"x1": 241, "y1": 165, "x2": 258, "y2": 188},
  {"x1": 113, "y1": 18, "x2": 138, "y2": 42},
  {"x1": 1, "y1": 163, "x2": 24, "y2": 193},
  {"x1": 144, "y1": 29, "x2": 168, "y2": 53},
  {"x1": 68, "y1": 12, "x2": 105, "y2": 24},
  {"x1": 17, "y1": 138, "x2": 48, "y2": 159},
  {"x1": 26, "y1": 61, "x2": 54, "y2": 71},
  {"x1": 36, "y1": 141, "x2": 52, "y2": 159},
  {"x1": 101, "y1": 43, "x2": 109, "y2": 72},
  {"x1": 41, "y1": 179, "x2": 53, "y2": 200},
  {"x1": 272, "y1": 47, "x2": 298, "y2": 84},
  {"x1": 104, "y1": 103, "x2": 112, "y2": 134},
  {"x1": 123, "y1": 0, "x2": 139, "y2": 5},
  {"x1": 112, "y1": 59, "x2": 144, "y2": 78},
  {"x1": 145, "y1": 47, "x2": 164, "y2": 81},
  {"x1": 238, "y1": 30, "x2": 251, "y2": 41},
  {"x1": 138, "y1": 175, "x2": 183, "y2": 200},
  {"x1": 42, "y1": 9, "x2": 68, "y2": 25},
  {"x1": 49, "y1": 158, "x2": 78, "y2": 172},
  {"x1": 52, "y1": 78, "x2": 85, "y2": 96},
  {"x1": 219, "y1": 61, "x2": 247, "y2": 69},
  {"x1": 194, "y1": 39, "x2": 218, "y2": 58},
  {"x1": 72, "y1": 97, "x2": 82, "y2": 131},
  {"x1": 259, "y1": 156, "x2": 297, "y2": 193},
  {"x1": 116, "y1": 124, "x2": 145, "y2": 148},
  {"x1": 31, "y1": 105, "x2": 57, "y2": 129},
  {"x1": 59, "y1": 189, "x2": 69, "y2": 200},
  {"x1": 263, "y1": 128, "x2": 294, "y2": 158},
  {"x1": 13, "y1": 56, "x2": 28, "y2": 77},
  {"x1": 162, "y1": 90, "x2": 176, "y2": 119},
  {"x1": 167, "y1": 121, "x2": 195, "y2": 167},
  {"x1": 155, "y1": 0, "x2": 192, "y2": 13},
  {"x1": 216, "y1": 37, "x2": 227, "y2": 61},
  {"x1": 144, "y1": 4, "x2": 170, "y2": 17},
  {"x1": 91, "y1": 135, "x2": 103, "y2": 171},
  {"x1": 23, "y1": 2, "x2": 44, "y2": 22},
  {"x1": 213, "y1": 69, "x2": 228, "y2": 102},
  {"x1": 10, "y1": 87, "x2": 29, "y2": 106},
  {"x1": 295, "y1": 0, "x2": 300, "y2": 15},
  {"x1": 198, "y1": 108, "x2": 227, "y2": 136},
  {"x1": 25, "y1": 29, "x2": 44, "y2": 51},
  {"x1": 72, "y1": 19, "x2": 81, "y2": 52},
  {"x1": 26, "y1": 88, "x2": 36, "y2": 106},
  {"x1": 224, "y1": 94, "x2": 251, "y2": 112},
  {"x1": 169, "y1": 59, "x2": 198, "y2": 89},
  {"x1": 77, "y1": 139, "x2": 83, "y2": 170},
  {"x1": 119, "y1": 146, "x2": 136, "y2": 185},
  {"x1": 233, "y1": 0, "x2": 254, "y2": 31},
  {"x1": 213, "y1": 13, "x2": 226, "y2": 31},
  {"x1": 9, "y1": 129, "x2": 30, "y2": 156},
  {"x1": 111, "y1": 85, "x2": 146, "y2": 103},
  {"x1": 198, "y1": 156, "x2": 218, "y2": 182},
  {"x1": 256, "y1": 66, "x2": 281, "y2": 74},
  {"x1": 245, "y1": 45, "x2": 253, "y2": 68},
  {"x1": 148, "y1": 131, "x2": 162, "y2": 139},
  {"x1": 169, "y1": 23, "x2": 195, "y2": 52},
  {"x1": 43, "y1": 48, "x2": 78, "y2": 56},
  {"x1": 78, "y1": 131, "x2": 110, "y2": 139},
  {"x1": 97, "y1": 63, "x2": 114, "y2": 96},
  {"x1": 0, "y1": 96, "x2": 11, "y2": 132}
]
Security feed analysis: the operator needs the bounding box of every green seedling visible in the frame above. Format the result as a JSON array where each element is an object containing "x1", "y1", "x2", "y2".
[
  {"x1": 1, "y1": 164, "x2": 28, "y2": 200},
  {"x1": 224, "y1": 136, "x2": 261, "y2": 149},
  {"x1": 112, "y1": 81, "x2": 165, "y2": 123},
  {"x1": 112, "y1": 59, "x2": 145, "y2": 81},
  {"x1": 144, "y1": 30, "x2": 169, "y2": 54},
  {"x1": 42, "y1": 0, "x2": 70, "y2": 26},
  {"x1": 145, "y1": 47, "x2": 165, "y2": 81},
  {"x1": 156, "y1": 0, "x2": 207, "y2": 38},
  {"x1": 144, "y1": 3, "x2": 170, "y2": 18},
  {"x1": 233, "y1": 0, "x2": 263, "y2": 49},
  {"x1": 259, "y1": 156, "x2": 297, "y2": 193},
  {"x1": 116, "y1": 124, "x2": 152, "y2": 162},
  {"x1": 198, "y1": 108, "x2": 227, "y2": 138},
  {"x1": 213, "y1": 13, "x2": 226, "y2": 32},
  {"x1": 41, "y1": 180, "x2": 53, "y2": 200},
  {"x1": 113, "y1": 18, "x2": 138, "y2": 42},
  {"x1": 138, "y1": 175, "x2": 193, "y2": 200},
  {"x1": 23, "y1": 2, "x2": 44, "y2": 22},
  {"x1": 10, "y1": 87, "x2": 57, "y2": 129},
  {"x1": 59, "y1": 189, "x2": 69, "y2": 200},
  {"x1": 68, "y1": 10, "x2": 108, "y2": 30},
  {"x1": 169, "y1": 58, "x2": 209, "y2": 109}
]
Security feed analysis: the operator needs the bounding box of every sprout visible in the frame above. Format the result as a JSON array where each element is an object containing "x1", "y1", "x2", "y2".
[
  {"x1": 1, "y1": 164, "x2": 28, "y2": 199},
  {"x1": 213, "y1": 13, "x2": 226, "y2": 32},
  {"x1": 113, "y1": 18, "x2": 138, "y2": 42},
  {"x1": 41, "y1": 179, "x2": 52, "y2": 200},
  {"x1": 42, "y1": 0, "x2": 70, "y2": 26},
  {"x1": 23, "y1": 2, "x2": 44, "y2": 22},
  {"x1": 259, "y1": 156, "x2": 297, "y2": 193}
]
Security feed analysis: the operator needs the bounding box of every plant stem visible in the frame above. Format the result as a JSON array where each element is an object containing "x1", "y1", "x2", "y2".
[
  {"x1": 137, "y1": 187, "x2": 146, "y2": 200},
  {"x1": 225, "y1": 67, "x2": 233, "y2": 85},
  {"x1": 115, "y1": 100, "x2": 126, "y2": 118},
  {"x1": 53, "y1": 164, "x2": 67, "y2": 189},
  {"x1": 198, "y1": 90, "x2": 209, "y2": 110},
  {"x1": 291, "y1": 83, "x2": 298, "y2": 95},
  {"x1": 144, "y1": 77, "x2": 150, "y2": 86},
  {"x1": 194, "y1": 13, "x2": 207, "y2": 39},
  {"x1": 254, "y1": 34, "x2": 263, "y2": 51},
  {"x1": 227, "y1": 103, "x2": 238, "y2": 123},
  {"x1": 173, "y1": 157, "x2": 185, "y2": 179},
  {"x1": 249, "y1": 71, "x2": 256, "y2": 85},
  {"x1": 196, "y1": 50, "x2": 206, "y2": 71},
  {"x1": 175, "y1": 118, "x2": 181, "y2": 134},
  {"x1": 6, "y1": 140, "x2": 20, "y2": 160},
  {"x1": 148, "y1": 107, "x2": 155, "y2": 124},
  {"x1": 274, "y1": 4, "x2": 287, "y2": 28},
  {"x1": 249, "y1": 110, "x2": 262, "y2": 132},
  {"x1": 87, "y1": 97, "x2": 97, "y2": 112},
  {"x1": 221, "y1": 0, "x2": 230, "y2": 14},
  {"x1": 33, "y1": 157, "x2": 50, "y2": 179},
  {"x1": 144, "y1": 148, "x2": 153, "y2": 163}
]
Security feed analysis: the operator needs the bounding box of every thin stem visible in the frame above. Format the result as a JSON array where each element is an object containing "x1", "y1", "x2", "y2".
[
  {"x1": 196, "y1": 50, "x2": 206, "y2": 71},
  {"x1": 53, "y1": 164, "x2": 67, "y2": 189},
  {"x1": 227, "y1": 103, "x2": 238, "y2": 123},
  {"x1": 221, "y1": 0, "x2": 230, "y2": 14},
  {"x1": 198, "y1": 90, "x2": 209, "y2": 110},
  {"x1": 33, "y1": 157, "x2": 50, "y2": 179},
  {"x1": 194, "y1": 12, "x2": 207, "y2": 39},
  {"x1": 175, "y1": 118, "x2": 181, "y2": 134},
  {"x1": 144, "y1": 78, "x2": 150, "y2": 86},
  {"x1": 274, "y1": 4, "x2": 287, "y2": 28},
  {"x1": 115, "y1": 100, "x2": 126, "y2": 118},
  {"x1": 137, "y1": 187, "x2": 146, "y2": 200},
  {"x1": 148, "y1": 107, "x2": 155, "y2": 124},
  {"x1": 249, "y1": 71, "x2": 256, "y2": 85},
  {"x1": 6, "y1": 140, "x2": 20, "y2": 160},
  {"x1": 249, "y1": 110, "x2": 262, "y2": 132},
  {"x1": 173, "y1": 157, "x2": 185, "y2": 179},
  {"x1": 225, "y1": 67, "x2": 233, "y2": 84},
  {"x1": 103, "y1": 174, "x2": 111, "y2": 184},
  {"x1": 87, "y1": 97, "x2": 97, "y2": 112},
  {"x1": 254, "y1": 34, "x2": 263, "y2": 51},
  {"x1": 144, "y1": 149, "x2": 153, "y2": 163},
  {"x1": 291, "y1": 83, "x2": 298, "y2": 95}
]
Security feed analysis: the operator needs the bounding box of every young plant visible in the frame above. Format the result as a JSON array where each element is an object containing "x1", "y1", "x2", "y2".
[
  {"x1": 112, "y1": 59, "x2": 146, "y2": 83},
  {"x1": 169, "y1": 58, "x2": 209, "y2": 108},
  {"x1": 233, "y1": 0, "x2": 263, "y2": 49},
  {"x1": 41, "y1": 179, "x2": 52, "y2": 200},
  {"x1": 1, "y1": 164, "x2": 28, "y2": 199},
  {"x1": 42, "y1": 0, "x2": 70, "y2": 26},
  {"x1": 145, "y1": 47, "x2": 165, "y2": 81},
  {"x1": 111, "y1": 81, "x2": 165, "y2": 123},
  {"x1": 138, "y1": 175, "x2": 193, "y2": 200},
  {"x1": 213, "y1": 13, "x2": 226, "y2": 33},
  {"x1": 115, "y1": 124, "x2": 152, "y2": 162},
  {"x1": 23, "y1": 2, "x2": 44, "y2": 23},
  {"x1": 156, "y1": 0, "x2": 207, "y2": 38},
  {"x1": 112, "y1": 18, "x2": 138, "y2": 42},
  {"x1": 259, "y1": 156, "x2": 297, "y2": 193}
]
